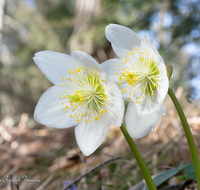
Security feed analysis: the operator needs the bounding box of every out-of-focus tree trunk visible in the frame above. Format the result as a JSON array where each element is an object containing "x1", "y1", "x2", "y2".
[
  {"x1": 70, "y1": 0, "x2": 102, "y2": 54},
  {"x1": 0, "y1": 0, "x2": 5, "y2": 64}
]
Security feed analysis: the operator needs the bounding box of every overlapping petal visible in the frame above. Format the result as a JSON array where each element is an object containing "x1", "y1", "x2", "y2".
[{"x1": 125, "y1": 100, "x2": 162, "y2": 138}]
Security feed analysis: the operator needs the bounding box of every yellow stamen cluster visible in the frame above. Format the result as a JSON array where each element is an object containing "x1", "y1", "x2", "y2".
[
  {"x1": 59, "y1": 66, "x2": 110, "y2": 123},
  {"x1": 115, "y1": 48, "x2": 160, "y2": 104}
]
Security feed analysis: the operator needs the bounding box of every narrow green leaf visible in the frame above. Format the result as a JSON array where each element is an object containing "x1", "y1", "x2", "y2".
[
  {"x1": 143, "y1": 164, "x2": 191, "y2": 190},
  {"x1": 184, "y1": 164, "x2": 196, "y2": 181}
]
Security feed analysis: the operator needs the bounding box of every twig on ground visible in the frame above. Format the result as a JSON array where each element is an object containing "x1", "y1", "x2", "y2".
[{"x1": 62, "y1": 155, "x2": 121, "y2": 190}]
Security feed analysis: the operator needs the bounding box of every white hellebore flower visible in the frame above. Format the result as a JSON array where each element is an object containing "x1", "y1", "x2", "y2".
[
  {"x1": 33, "y1": 51, "x2": 124, "y2": 156},
  {"x1": 101, "y1": 24, "x2": 169, "y2": 139}
]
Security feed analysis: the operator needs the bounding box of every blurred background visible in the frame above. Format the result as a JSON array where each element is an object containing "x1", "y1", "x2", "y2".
[{"x1": 0, "y1": 0, "x2": 200, "y2": 189}]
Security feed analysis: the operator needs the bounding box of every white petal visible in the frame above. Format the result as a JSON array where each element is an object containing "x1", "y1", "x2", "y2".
[
  {"x1": 105, "y1": 24, "x2": 141, "y2": 58},
  {"x1": 72, "y1": 51, "x2": 102, "y2": 73},
  {"x1": 102, "y1": 73, "x2": 124, "y2": 127},
  {"x1": 100, "y1": 58, "x2": 122, "y2": 82},
  {"x1": 75, "y1": 120, "x2": 110, "y2": 156},
  {"x1": 142, "y1": 34, "x2": 164, "y2": 63},
  {"x1": 125, "y1": 100, "x2": 161, "y2": 138},
  {"x1": 159, "y1": 104, "x2": 165, "y2": 114},
  {"x1": 33, "y1": 51, "x2": 77, "y2": 84},
  {"x1": 34, "y1": 85, "x2": 78, "y2": 128}
]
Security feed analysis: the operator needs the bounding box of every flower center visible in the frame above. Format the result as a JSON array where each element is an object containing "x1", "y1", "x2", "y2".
[
  {"x1": 115, "y1": 48, "x2": 160, "y2": 103},
  {"x1": 59, "y1": 66, "x2": 108, "y2": 123}
]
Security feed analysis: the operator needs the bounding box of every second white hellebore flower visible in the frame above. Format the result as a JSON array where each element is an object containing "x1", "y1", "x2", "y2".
[
  {"x1": 33, "y1": 51, "x2": 124, "y2": 156},
  {"x1": 101, "y1": 24, "x2": 169, "y2": 138}
]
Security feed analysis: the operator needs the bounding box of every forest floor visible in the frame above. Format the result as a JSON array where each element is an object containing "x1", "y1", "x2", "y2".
[{"x1": 0, "y1": 87, "x2": 199, "y2": 190}]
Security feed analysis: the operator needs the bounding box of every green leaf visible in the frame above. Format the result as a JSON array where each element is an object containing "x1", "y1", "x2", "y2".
[
  {"x1": 143, "y1": 164, "x2": 191, "y2": 190},
  {"x1": 184, "y1": 164, "x2": 196, "y2": 181}
]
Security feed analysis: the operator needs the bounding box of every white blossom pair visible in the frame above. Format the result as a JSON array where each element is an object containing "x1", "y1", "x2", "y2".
[{"x1": 33, "y1": 24, "x2": 168, "y2": 156}]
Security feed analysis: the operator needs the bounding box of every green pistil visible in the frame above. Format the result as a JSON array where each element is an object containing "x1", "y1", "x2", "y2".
[
  {"x1": 144, "y1": 60, "x2": 159, "y2": 96},
  {"x1": 119, "y1": 55, "x2": 160, "y2": 97},
  {"x1": 68, "y1": 74, "x2": 107, "y2": 110}
]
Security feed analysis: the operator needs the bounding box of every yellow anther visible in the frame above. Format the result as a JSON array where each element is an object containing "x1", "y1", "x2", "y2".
[
  {"x1": 148, "y1": 99, "x2": 151, "y2": 101},
  {"x1": 90, "y1": 120, "x2": 92, "y2": 123},
  {"x1": 118, "y1": 81, "x2": 121, "y2": 84},
  {"x1": 139, "y1": 101, "x2": 142, "y2": 104},
  {"x1": 59, "y1": 84, "x2": 62, "y2": 87},
  {"x1": 70, "y1": 115, "x2": 73, "y2": 118},
  {"x1": 85, "y1": 119, "x2": 88, "y2": 123},
  {"x1": 122, "y1": 68, "x2": 126, "y2": 71},
  {"x1": 116, "y1": 68, "x2": 119, "y2": 70},
  {"x1": 82, "y1": 82, "x2": 85, "y2": 85},
  {"x1": 65, "y1": 91, "x2": 69, "y2": 93},
  {"x1": 65, "y1": 106, "x2": 68, "y2": 109},
  {"x1": 63, "y1": 96, "x2": 66, "y2": 99},
  {"x1": 69, "y1": 83, "x2": 72, "y2": 85},
  {"x1": 135, "y1": 100, "x2": 138, "y2": 104}
]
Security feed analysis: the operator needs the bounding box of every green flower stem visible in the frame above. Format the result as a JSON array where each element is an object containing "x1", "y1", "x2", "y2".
[
  {"x1": 120, "y1": 122, "x2": 157, "y2": 190},
  {"x1": 168, "y1": 88, "x2": 200, "y2": 189}
]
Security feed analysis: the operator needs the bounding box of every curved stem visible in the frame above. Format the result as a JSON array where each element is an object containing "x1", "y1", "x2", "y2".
[
  {"x1": 120, "y1": 122, "x2": 157, "y2": 190},
  {"x1": 168, "y1": 88, "x2": 200, "y2": 189}
]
